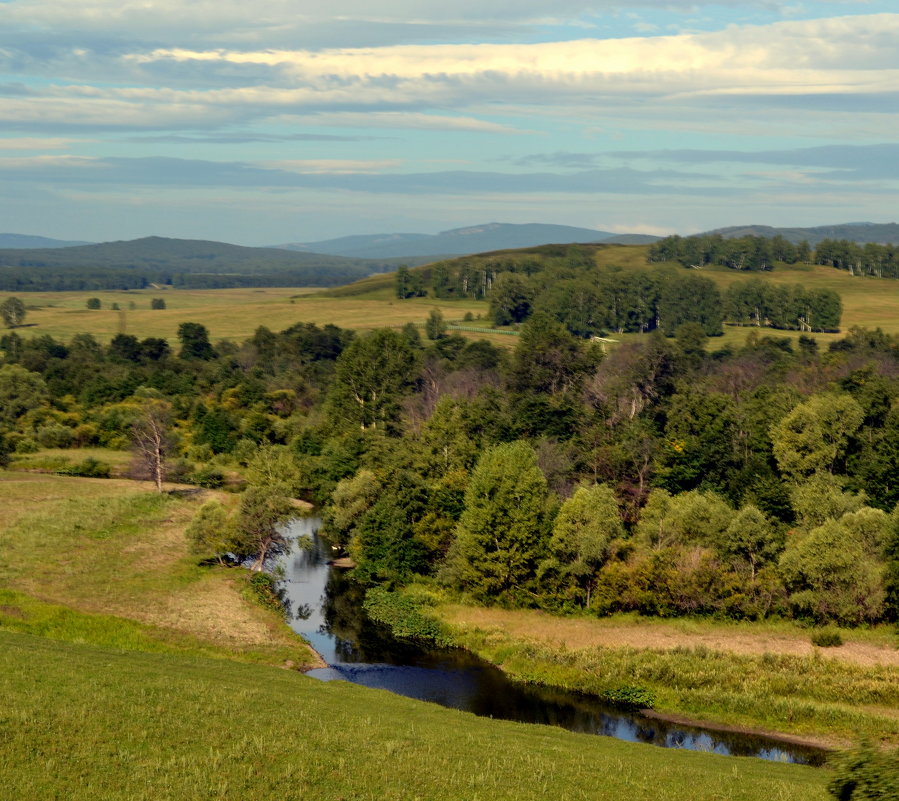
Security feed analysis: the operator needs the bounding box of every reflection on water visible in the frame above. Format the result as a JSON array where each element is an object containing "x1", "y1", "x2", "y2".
[{"x1": 277, "y1": 519, "x2": 826, "y2": 766}]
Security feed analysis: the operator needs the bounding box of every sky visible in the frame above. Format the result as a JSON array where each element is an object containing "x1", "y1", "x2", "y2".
[{"x1": 0, "y1": 0, "x2": 897, "y2": 246}]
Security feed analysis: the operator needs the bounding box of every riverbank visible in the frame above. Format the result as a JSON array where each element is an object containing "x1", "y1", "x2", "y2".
[
  {"x1": 429, "y1": 600, "x2": 899, "y2": 749},
  {"x1": 0, "y1": 472, "x2": 319, "y2": 668}
]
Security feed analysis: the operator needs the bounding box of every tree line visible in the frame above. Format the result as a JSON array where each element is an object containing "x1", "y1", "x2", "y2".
[{"x1": 2, "y1": 313, "x2": 899, "y2": 626}]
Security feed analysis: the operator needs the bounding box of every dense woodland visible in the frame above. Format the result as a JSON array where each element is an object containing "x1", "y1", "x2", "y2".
[
  {"x1": 2, "y1": 306, "x2": 899, "y2": 627},
  {"x1": 401, "y1": 244, "x2": 841, "y2": 334}
]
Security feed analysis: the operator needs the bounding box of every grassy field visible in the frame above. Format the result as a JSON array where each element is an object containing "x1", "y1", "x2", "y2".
[
  {"x1": 7, "y1": 245, "x2": 899, "y2": 350},
  {"x1": 12, "y1": 286, "x2": 489, "y2": 343},
  {"x1": 428, "y1": 599, "x2": 899, "y2": 749},
  {"x1": 0, "y1": 472, "x2": 315, "y2": 666},
  {"x1": 0, "y1": 631, "x2": 828, "y2": 801}
]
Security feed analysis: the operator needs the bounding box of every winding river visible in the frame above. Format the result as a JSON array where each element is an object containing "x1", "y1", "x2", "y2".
[{"x1": 277, "y1": 518, "x2": 826, "y2": 766}]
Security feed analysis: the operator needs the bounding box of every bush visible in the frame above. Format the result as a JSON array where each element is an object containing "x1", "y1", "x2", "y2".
[
  {"x1": 14, "y1": 437, "x2": 39, "y2": 454},
  {"x1": 150, "y1": 298, "x2": 166, "y2": 310},
  {"x1": 828, "y1": 742, "x2": 899, "y2": 800},
  {"x1": 363, "y1": 587, "x2": 451, "y2": 646},
  {"x1": 56, "y1": 458, "x2": 112, "y2": 478},
  {"x1": 246, "y1": 572, "x2": 286, "y2": 618},
  {"x1": 36, "y1": 423, "x2": 75, "y2": 449},
  {"x1": 600, "y1": 686, "x2": 656, "y2": 710},
  {"x1": 188, "y1": 465, "x2": 226, "y2": 489},
  {"x1": 811, "y1": 628, "x2": 844, "y2": 648}
]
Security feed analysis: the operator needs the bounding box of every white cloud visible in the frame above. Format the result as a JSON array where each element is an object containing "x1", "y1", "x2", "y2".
[{"x1": 0, "y1": 136, "x2": 79, "y2": 149}]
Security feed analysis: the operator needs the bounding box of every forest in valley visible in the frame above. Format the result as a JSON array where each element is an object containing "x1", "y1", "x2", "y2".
[{"x1": 2, "y1": 298, "x2": 899, "y2": 626}]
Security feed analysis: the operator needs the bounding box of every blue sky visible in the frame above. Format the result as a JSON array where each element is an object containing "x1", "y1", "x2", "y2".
[{"x1": 0, "y1": 0, "x2": 897, "y2": 245}]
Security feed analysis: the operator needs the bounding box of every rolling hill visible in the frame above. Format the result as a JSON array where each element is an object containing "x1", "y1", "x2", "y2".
[{"x1": 703, "y1": 222, "x2": 899, "y2": 246}]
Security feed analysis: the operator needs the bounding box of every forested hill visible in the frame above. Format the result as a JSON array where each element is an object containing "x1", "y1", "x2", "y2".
[
  {"x1": 0, "y1": 236, "x2": 406, "y2": 291},
  {"x1": 702, "y1": 222, "x2": 899, "y2": 246}
]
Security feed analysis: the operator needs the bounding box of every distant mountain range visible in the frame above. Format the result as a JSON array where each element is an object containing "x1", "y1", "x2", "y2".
[
  {"x1": 702, "y1": 222, "x2": 899, "y2": 246},
  {"x1": 0, "y1": 233, "x2": 93, "y2": 249},
  {"x1": 275, "y1": 222, "x2": 660, "y2": 260}
]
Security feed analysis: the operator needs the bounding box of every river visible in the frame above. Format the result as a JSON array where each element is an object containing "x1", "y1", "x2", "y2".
[{"x1": 276, "y1": 518, "x2": 826, "y2": 766}]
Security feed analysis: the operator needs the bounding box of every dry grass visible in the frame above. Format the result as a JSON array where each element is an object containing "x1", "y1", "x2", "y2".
[{"x1": 437, "y1": 604, "x2": 899, "y2": 669}]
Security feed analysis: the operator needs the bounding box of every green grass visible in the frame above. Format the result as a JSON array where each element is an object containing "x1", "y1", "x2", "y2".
[
  {"x1": 433, "y1": 603, "x2": 899, "y2": 748},
  {"x1": 0, "y1": 630, "x2": 828, "y2": 801},
  {"x1": 0, "y1": 472, "x2": 315, "y2": 666}
]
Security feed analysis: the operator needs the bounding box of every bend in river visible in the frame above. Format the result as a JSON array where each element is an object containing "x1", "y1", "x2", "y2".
[{"x1": 277, "y1": 518, "x2": 826, "y2": 766}]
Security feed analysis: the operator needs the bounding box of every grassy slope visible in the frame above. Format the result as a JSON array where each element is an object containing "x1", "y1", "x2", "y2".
[
  {"x1": 0, "y1": 631, "x2": 827, "y2": 801},
  {"x1": 430, "y1": 601, "x2": 899, "y2": 748},
  {"x1": 0, "y1": 472, "x2": 315, "y2": 666}
]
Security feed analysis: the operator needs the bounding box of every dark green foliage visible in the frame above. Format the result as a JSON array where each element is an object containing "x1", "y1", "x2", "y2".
[
  {"x1": 0, "y1": 296, "x2": 26, "y2": 328},
  {"x1": 85, "y1": 297, "x2": 101, "y2": 310},
  {"x1": 363, "y1": 586, "x2": 450, "y2": 645},
  {"x1": 600, "y1": 686, "x2": 656, "y2": 710},
  {"x1": 725, "y1": 279, "x2": 841, "y2": 332},
  {"x1": 246, "y1": 572, "x2": 286, "y2": 618},
  {"x1": 150, "y1": 297, "x2": 166, "y2": 309},
  {"x1": 811, "y1": 628, "x2": 844, "y2": 648},
  {"x1": 827, "y1": 743, "x2": 899, "y2": 800},
  {"x1": 177, "y1": 322, "x2": 216, "y2": 360},
  {"x1": 54, "y1": 457, "x2": 112, "y2": 478},
  {"x1": 187, "y1": 465, "x2": 226, "y2": 489}
]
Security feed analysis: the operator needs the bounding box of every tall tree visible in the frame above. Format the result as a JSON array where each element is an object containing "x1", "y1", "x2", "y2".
[
  {"x1": 177, "y1": 322, "x2": 216, "y2": 360},
  {"x1": 443, "y1": 441, "x2": 553, "y2": 601},
  {"x1": 0, "y1": 297, "x2": 26, "y2": 329},
  {"x1": 130, "y1": 399, "x2": 173, "y2": 492}
]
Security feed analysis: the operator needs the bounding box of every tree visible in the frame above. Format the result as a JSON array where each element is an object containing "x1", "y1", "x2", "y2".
[
  {"x1": 86, "y1": 297, "x2": 101, "y2": 310},
  {"x1": 722, "y1": 504, "x2": 782, "y2": 578},
  {"x1": 232, "y1": 485, "x2": 295, "y2": 571},
  {"x1": 177, "y1": 322, "x2": 216, "y2": 360},
  {"x1": 424, "y1": 309, "x2": 447, "y2": 340},
  {"x1": 186, "y1": 501, "x2": 234, "y2": 564},
  {"x1": 0, "y1": 297, "x2": 26, "y2": 329},
  {"x1": 0, "y1": 364, "x2": 47, "y2": 425},
  {"x1": 150, "y1": 297, "x2": 166, "y2": 310},
  {"x1": 546, "y1": 483, "x2": 623, "y2": 606},
  {"x1": 130, "y1": 399, "x2": 173, "y2": 492},
  {"x1": 244, "y1": 445, "x2": 302, "y2": 497},
  {"x1": 443, "y1": 441, "x2": 553, "y2": 601},
  {"x1": 771, "y1": 393, "x2": 864, "y2": 481},
  {"x1": 325, "y1": 328, "x2": 418, "y2": 433},
  {"x1": 490, "y1": 272, "x2": 534, "y2": 326}
]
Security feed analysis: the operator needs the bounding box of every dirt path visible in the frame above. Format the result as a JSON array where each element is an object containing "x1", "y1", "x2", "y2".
[{"x1": 438, "y1": 605, "x2": 899, "y2": 668}]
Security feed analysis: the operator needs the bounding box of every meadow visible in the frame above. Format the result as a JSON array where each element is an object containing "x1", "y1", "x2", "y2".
[
  {"x1": 8, "y1": 245, "x2": 899, "y2": 350},
  {"x1": 0, "y1": 471, "x2": 831, "y2": 800}
]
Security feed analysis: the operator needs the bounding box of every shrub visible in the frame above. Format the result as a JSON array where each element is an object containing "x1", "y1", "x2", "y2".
[
  {"x1": 600, "y1": 686, "x2": 656, "y2": 710},
  {"x1": 188, "y1": 465, "x2": 226, "y2": 489},
  {"x1": 150, "y1": 298, "x2": 166, "y2": 310},
  {"x1": 811, "y1": 628, "x2": 844, "y2": 648},
  {"x1": 36, "y1": 423, "x2": 75, "y2": 449},
  {"x1": 828, "y1": 742, "x2": 899, "y2": 800},
  {"x1": 14, "y1": 437, "x2": 39, "y2": 454},
  {"x1": 363, "y1": 587, "x2": 451, "y2": 646},
  {"x1": 56, "y1": 458, "x2": 112, "y2": 478}
]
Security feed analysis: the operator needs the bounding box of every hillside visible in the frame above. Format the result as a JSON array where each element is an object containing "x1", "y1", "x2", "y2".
[
  {"x1": 704, "y1": 222, "x2": 899, "y2": 246},
  {"x1": 0, "y1": 236, "x2": 402, "y2": 290},
  {"x1": 1, "y1": 632, "x2": 826, "y2": 801},
  {"x1": 278, "y1": 222, "x2": 630, "y2": 259},
  {"x1": 0, "y1": 233, "x2": 92, "y2": 249}
]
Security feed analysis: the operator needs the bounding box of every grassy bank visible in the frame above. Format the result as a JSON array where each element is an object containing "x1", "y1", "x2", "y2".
[
  {"x1": 429, "y1": 601, "x2": 899, "y2": 748},
  {"x1": 0, "y1": 472, "x2": 316, "y2": 667},
  {"x1": 0, "y1": 630, "x2": 827, "y2": 801}
]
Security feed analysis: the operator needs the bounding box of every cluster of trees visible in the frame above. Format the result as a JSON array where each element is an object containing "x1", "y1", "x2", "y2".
[
  {"x1": 648, "y1": 234, "x2": 809, "y2": 270},
  {"x1": 396, "y1": 245, "x2": 841, "y2": 338},
  {"x1": 723, "y1": 280, "x2": 841, "y2": 332},
  {"x1": 4, "y1": 309, "x2": 899, "y2": 626},
  {"x1": 815, "y1": 239, "x2": 899, "y2": 278}
]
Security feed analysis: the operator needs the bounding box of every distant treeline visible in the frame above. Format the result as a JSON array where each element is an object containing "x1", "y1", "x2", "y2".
[
  {"x1": 649, "y1": 233, "x2": 899, "y2": 279},
  {"x1": 0, "y1": 267, "x2": 390, "y2": 292},
  {"x1": 648, "y1": 234, "x2": 810, "y2": 270}
]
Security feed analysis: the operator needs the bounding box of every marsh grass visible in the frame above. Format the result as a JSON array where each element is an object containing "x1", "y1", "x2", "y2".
[{"x1": 0, "y1": 631, "x2": 828, "y2": 801}]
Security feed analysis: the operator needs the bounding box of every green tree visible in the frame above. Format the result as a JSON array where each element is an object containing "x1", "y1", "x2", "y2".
[
  {"x1": 232, "y1": 486, "x2": 295, "y2": 571},
  {"x1": 0, "y1": 364, "x2": 48, "y2": 426},
  {"x1": 779, "y1": 518, "x2": 885, "y2": 624},
  {"x1": 86, "y1": 297, "x2": 101, "y2": 310},
  {"x1": 771, "y1": 393, "x2": 864, "y2": 480},
  {"x1": 635, "y1": 488, "x2": 731, "y2": 550},
  {"x1": 177, "y1": 322, "x2": 216, "y2": 360},
  {"x1": 0, "y1": 297, "x2": 26, "y2": 329},
  {"x1": 722, "y1": 504, "x2": 782, "y2": 578},
  {"x1": 186, "y1": 500, "x2": 234, "y2": 564},
  {"x1": 490, "y1": 272, "x2": 534, "y2": 326},
  {"x1": 424, "y1": 309, "x2": 447, "y2": 340},
  {"x1": 150, "y1": 297, "x2": 166, "y2": 310},
  {"x1": 326, "y1": 328, "x2": 418, "y2": 433},
  {"x1": 244, "y1": 445, "x2": 302, "y2": 497},
  {"x1": 790, "y1": 474, "x2": 865, "y2": 529},
  {"x1": 509, "y1": 312, "x2": 595, "y2": 396},
  {"x1": 545, "y1": 483, "x2": 623, "y2": 606},
  {"x1": 443, "y1": 441, "x2": 553, "y2": 601}
]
